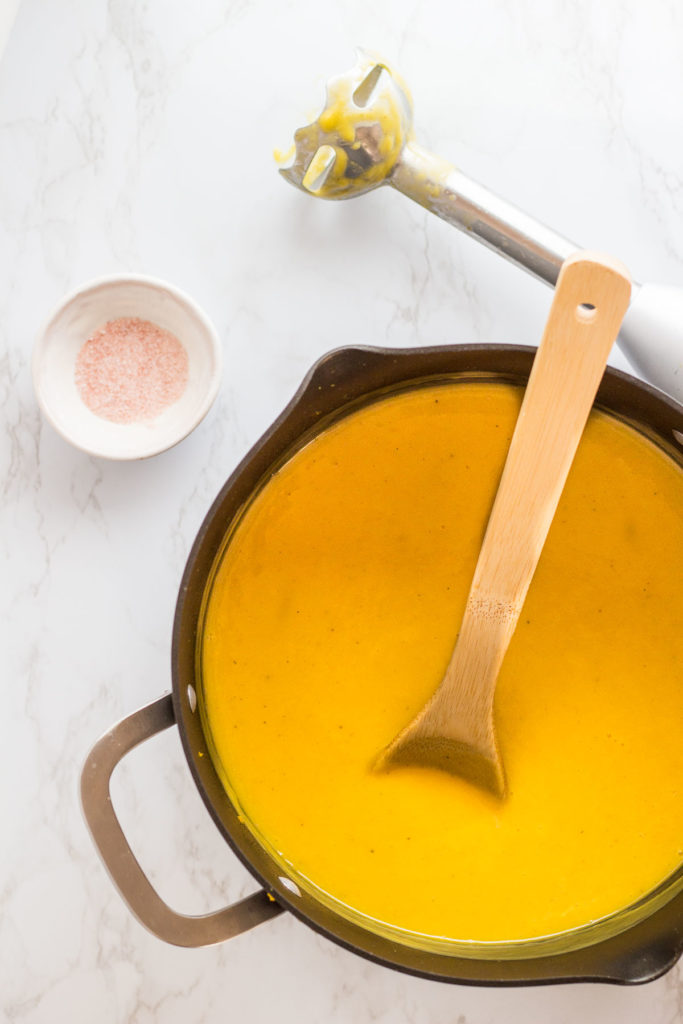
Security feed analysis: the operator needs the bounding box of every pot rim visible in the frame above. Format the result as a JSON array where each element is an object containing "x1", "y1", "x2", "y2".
[{"x1": 171, "y1": 343, "x2": 683, "y2": 985}]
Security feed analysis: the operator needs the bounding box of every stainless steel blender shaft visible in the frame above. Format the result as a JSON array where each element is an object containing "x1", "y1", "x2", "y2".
[
  {"x1": 392, "y1": 142, "x2": 577, "y2": 287},
  {"x1": 280, "y1": 51, "x2": 683, "y2": 401}
]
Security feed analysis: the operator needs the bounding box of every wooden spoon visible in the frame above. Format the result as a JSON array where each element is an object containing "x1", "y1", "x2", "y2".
[{"x1": 378, "y1": 251, "x2": 632, "y2": 797}]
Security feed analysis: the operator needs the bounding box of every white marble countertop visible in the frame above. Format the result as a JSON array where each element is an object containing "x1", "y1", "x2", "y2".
[{"x1": 1, "y1": 1, "x2": 681, "y2": 1021}]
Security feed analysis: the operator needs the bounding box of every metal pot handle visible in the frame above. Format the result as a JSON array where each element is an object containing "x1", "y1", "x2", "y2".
[{"x1": 80, "y1": 693, "x2": 284, "y2": 947}]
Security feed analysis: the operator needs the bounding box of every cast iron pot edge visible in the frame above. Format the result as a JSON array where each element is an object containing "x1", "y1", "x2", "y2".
[{"x1": 171, "y1": 343, "x2": 683, "y2": 986}]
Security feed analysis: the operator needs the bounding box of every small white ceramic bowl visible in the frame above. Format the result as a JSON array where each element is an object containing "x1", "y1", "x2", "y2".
[{"x1": 33, "y1": 274, "x2": 222, "y2": 460}]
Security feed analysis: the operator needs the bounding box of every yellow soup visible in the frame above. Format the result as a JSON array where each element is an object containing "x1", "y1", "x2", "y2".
[{"x1": 200, "y1": 381, "x2": 683, "y2": 947}]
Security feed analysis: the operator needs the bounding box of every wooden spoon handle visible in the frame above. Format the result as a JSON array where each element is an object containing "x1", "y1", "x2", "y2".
[
  {"x1": 469, "y1": 251, "x2": 631, "y2": 615},
  {"x1": 444, "y1": 251, "x2": 632, "y2": 716},
  {"x1": 382, "y1": 252, "x2": 631, "y2": 789}
]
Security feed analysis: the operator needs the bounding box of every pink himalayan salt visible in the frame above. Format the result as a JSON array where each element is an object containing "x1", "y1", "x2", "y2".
[{"x1": 75, "y1": 317, "x2": 189, "y2": 425}]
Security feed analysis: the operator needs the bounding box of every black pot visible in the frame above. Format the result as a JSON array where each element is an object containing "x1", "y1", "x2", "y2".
[{"x1": 81, "y1": 344, "x2": 683, "y2": 985}]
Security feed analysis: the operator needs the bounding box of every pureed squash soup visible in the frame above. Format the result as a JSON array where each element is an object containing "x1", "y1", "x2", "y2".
[{"x1": 199, "y1": 379, "x2": 683, "y2": 949}]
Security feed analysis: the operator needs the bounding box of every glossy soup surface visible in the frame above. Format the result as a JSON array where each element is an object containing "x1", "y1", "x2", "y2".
[{"x1": 201, "y1": 382, "x2": 683, "y2": 943}]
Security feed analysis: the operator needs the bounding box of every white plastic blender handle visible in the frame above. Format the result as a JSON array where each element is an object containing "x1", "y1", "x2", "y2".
[{"x1": 618, "y1": 284, "x2": 683, "y2": 403}]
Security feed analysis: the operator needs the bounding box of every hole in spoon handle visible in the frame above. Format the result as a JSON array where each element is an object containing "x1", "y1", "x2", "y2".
[{"x1": 577, "y1": 302, "x2": 597, "y2": 322}]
